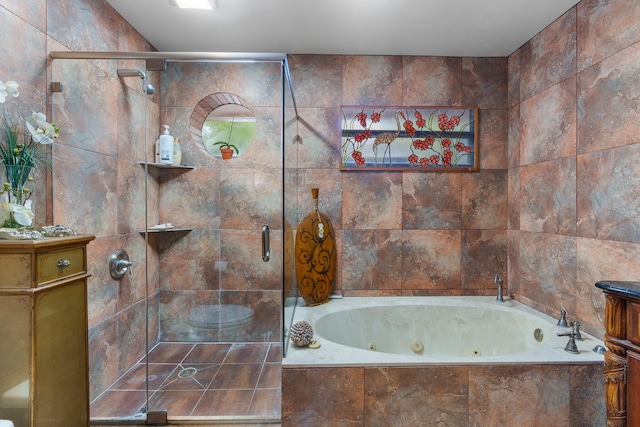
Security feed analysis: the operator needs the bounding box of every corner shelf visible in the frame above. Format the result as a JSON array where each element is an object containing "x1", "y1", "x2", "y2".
[
  {"x1": 139, "y1": 162, "x2": 195, "y2": 170},
  {"x1": 138, "y1": 228, "x2": 193, "y2": 234}
]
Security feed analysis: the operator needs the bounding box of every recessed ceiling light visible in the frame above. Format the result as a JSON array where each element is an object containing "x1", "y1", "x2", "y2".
[{"x1": 168, "y1": 0, "x2": 218, "y2": 10}]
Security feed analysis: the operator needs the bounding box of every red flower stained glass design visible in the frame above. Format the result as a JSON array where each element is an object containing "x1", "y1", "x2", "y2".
[{"x1": 341, "y1": 106, "x2": 477, "y2": 170}]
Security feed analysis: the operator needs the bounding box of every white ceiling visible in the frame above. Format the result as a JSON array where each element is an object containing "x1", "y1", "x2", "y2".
[{"x1": 106, "y1": 0, "x2": 580, "y2": 57}]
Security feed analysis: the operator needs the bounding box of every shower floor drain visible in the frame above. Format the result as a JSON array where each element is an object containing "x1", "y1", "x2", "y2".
[{"x1": 178, "y1": 367, "x2": 197, "y2": 378}]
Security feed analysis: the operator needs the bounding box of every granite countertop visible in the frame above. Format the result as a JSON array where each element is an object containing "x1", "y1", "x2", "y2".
[{"x1": 596, "y1": 281, "x2": 640, "y2": 299}]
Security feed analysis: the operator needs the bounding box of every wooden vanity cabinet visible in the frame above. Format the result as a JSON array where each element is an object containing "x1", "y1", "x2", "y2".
[
  {"x1": 0, "y1": 235, "x2": 94, "y2": 427},
  {"x1": 596, "y1": 281, "x2": 640, "y2": 427}
]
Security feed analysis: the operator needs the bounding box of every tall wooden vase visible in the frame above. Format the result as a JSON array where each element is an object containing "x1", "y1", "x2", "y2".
[{"x1": 295, "y1": 188, "x2": 336, "y2": 306}]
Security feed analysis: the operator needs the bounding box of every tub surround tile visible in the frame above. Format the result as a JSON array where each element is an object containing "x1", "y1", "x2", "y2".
[
  {"x1": 508, "y1": 103, "x2": 520, "y2": 170},
  {"x1": 343, "y1": 56, "x2": 403, "y2": 106},
  {"x1": 477, "y1": 108, "x2": 509, "y2": 170},
  {"x1": 295, "y1": 168, "x2": 343, "y2": 229},
  {"x1": 519, "y1": 77, "x2": 577, "y2": 166},
  {"x1": 282, "y1": 367, "x2": 365, "y2": 426},
  {"x1": 461, "y1": 230, "x2": 507, "y2": 292},
  {"x1": 468, "y1": 365, "x2": 570, "y2": 426},
  {"x1": 402, "y1": 173, "x2": 462, "y2": 230},
  {"x1": 461, "y1": 170, "x2": 508, "y2": 230},
  {"x1": 462, "y1": 57, "x2": 508, "y2": 109},
  {"x1": 342, "y1": 172, "x2": 403, "y2": 230},
  {"x1": 364, "y1": 367, "x2": 469, "y2": 427},
  {"x1": 520, "y1": 157, "x2": 577, "y2": 235},
  {"x1": 507, "y1": 230, "x2": 521, "y2": 298},
  {"x1": 519, "y1": 7, "x2": 577, "y2": 100},
  {"x1": 577, "y1": 0, "x2": 640, "y2": 71},
  {"x1": 518, "y1": 232, "x2": 578, "y2": 318},
  {"x1": 287, "y1": 55, "x2": 343, "y2": 109},
  {"x1": 402, "y1": 56, "x2": 462, "y2": 106},
  {"x1": 576, "y1": 145, "x2": 640, "y2": 244},
  {"x1": 341, "y1": 230, "x2": 403, "y2": 291},
  {"x1": 508, "y1": 51, "x2": 521, "y2": 107},
  {"x1": 402, "y1": 230, "x2": 462, "y2": 290},
  {"x1": 569, "y1": 364, "x2": 606, "y2": 426},
  {"x1": 577, "y1": 43, "x2": 640, "y2": 155},
  {"x1": 507, "y1": 168, "x2": 520, "y2": 231},
  {"x1": 576, "y1": 237, "x2": 640, "y2": 336},
  {"x1": 294, "y1": 107, "x2": 342, "y2": 170}
]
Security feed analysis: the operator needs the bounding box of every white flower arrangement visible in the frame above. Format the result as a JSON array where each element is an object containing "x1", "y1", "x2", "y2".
[{"x1": 0, "y1": 79, "x2": 59, "y2": 228}]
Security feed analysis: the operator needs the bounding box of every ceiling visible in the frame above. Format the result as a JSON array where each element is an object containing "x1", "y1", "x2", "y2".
[{"x1": 105, "y1": 0, "x2": 580, "y2": 57}]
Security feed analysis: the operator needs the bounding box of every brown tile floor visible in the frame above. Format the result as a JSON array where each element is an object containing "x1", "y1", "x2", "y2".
[{"x1": 90, "y1": 342, "x2": 282, "y2": 422}]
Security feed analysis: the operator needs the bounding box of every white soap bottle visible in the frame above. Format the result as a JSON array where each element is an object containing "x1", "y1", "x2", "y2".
[{"x1": 159, "y1": 125, "x2": 174, "y2": 165}]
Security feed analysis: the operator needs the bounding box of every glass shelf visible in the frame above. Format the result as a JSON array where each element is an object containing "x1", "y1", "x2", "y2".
[
  {"x1": 139, "y1": 228, "x2": 193, "y2": 234},
  {"x1": 138, "y1": 162, "x2": 194, "y2": 170}
]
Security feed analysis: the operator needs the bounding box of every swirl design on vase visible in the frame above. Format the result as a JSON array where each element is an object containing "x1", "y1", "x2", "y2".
[{"x1": 295, "y1": 213, "x2": 336, "y2": 306}]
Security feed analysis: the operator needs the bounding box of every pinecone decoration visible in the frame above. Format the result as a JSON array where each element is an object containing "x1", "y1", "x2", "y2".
[{"x1": 290, "y1": 320, "x2": 314, "y2": 347}]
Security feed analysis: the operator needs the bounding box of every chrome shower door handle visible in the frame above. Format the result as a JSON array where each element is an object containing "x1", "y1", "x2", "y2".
[{"x1": 262, "y1": 225, "x2": 270, "y2": 262}]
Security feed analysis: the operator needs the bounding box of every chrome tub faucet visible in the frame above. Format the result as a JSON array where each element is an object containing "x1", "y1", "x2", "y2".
[{"x1": 494, "y1": 274, "x2": 505, "y2": 302}]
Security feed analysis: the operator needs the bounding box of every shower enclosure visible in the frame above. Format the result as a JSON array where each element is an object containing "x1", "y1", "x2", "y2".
[{"x1": 50, "y1": 51, "x2": 298, "y2": 424}]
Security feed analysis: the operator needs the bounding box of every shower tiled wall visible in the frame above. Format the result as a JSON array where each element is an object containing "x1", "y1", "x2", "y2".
[
  {"x1": 1, "y1": 0, "x2": 160, "y2": 401},
  {"x1": 156, "y1": 62, "x2": 284, "y2": 343}
]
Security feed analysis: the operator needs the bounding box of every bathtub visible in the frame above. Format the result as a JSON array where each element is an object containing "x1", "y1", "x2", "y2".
[
  {"x1": 283, "y1": 296, "x2": 605, "y2": 366},
  {"x1": 282, "y1": 296, "x2": 606, "y2": 425}
]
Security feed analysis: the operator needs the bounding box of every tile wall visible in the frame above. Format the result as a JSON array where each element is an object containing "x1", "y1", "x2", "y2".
[{"x1": 4, "y1": 0, "x2": 640, "y2": 421}]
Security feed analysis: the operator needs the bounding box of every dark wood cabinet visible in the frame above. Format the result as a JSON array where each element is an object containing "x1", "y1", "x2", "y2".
[{"x1": 597, "y1": 281, "x2": 640, "y2": 427}]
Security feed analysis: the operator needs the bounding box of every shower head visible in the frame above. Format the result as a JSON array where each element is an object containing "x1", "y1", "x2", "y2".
[
  {"x1": 117, "y1": 69, "x2": 155, "y2": 95},
  {"x1": 143, "y1": 82, "x2": 156, "y2": 95}
]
